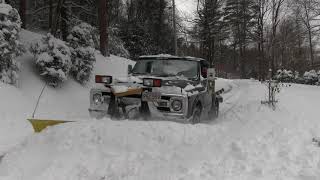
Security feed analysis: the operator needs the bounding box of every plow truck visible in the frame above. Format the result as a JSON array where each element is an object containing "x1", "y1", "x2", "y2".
[{"x1": 89, "y1": 55, "x2": 223, "y2": 124}]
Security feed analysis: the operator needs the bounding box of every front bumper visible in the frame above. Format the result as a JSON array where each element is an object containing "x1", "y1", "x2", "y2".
[
  {"x1": 89, "y1": 88, "x2": 190, "y2": 121},
  {"x1": 147, "y1": 94, "x2": 189, "y2": 122}
]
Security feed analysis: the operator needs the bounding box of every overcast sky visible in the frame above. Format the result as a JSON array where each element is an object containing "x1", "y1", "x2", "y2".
[
  {"x1": 175, "y1": 0, "x2": 197, "y2": 28},
  {"x1": 176, "y1": 0, "x2": 197, "y2": 15}
]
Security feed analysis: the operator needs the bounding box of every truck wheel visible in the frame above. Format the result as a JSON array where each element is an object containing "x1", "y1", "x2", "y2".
[{"x1": 191, "y1": 105, "x2": 202, "y2": 124}]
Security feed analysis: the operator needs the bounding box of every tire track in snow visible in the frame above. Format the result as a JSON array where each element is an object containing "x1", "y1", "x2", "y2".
[{"x1": 0, "y1": 154, "x2": 4, "y2": 164}]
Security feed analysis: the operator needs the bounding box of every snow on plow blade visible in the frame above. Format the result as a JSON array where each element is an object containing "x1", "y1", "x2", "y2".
[
  {"x1": 27, "y1": 119, "x2": 73, "y2": 133},
  {"x1": 113, "y1": 88, "x2": 143, "y2": 97}
]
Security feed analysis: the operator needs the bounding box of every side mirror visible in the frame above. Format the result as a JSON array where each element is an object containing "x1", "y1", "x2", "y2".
[{"x1": 128, "y1": 65, "x2": 133, "y2": 74}]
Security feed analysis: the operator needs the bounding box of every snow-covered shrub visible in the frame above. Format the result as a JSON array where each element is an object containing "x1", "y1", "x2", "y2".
[
  {"x1": 30, "y1": 34, "x2": 72, "y2": 87},
  {"x1": 0, "y1": 2, "x2": 24, "y2": 84},
  {"x1": 69, "y1": 47, "x2": 95, "y2": 84},
  {"x1": 275, "y1": 69, "x2": 294, "y2": 82},
  {"x1": 303, "y1": 70, "x2": 318, "y2": 85},
  {"x1": 67, "y1": 22, "x2": 96, "y2": 84},
  {"x1": 67, "y1": 22, "x2": 96, "y2": 48},
  {"x1": 316, "y1": 70, "x2": 320, "y2": 86}
]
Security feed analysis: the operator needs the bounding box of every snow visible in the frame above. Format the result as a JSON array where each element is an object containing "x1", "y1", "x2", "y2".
[
  {"x1": 111, "y1": 85, "x2": 129, "y2": 94},
  {"x1": 139, "y1": 54, "x2": 180, "y2": 58},
  {"x1": 1, "y1": 30, "x2": 320, "y2": 180},
  {"x1": 0, "y1": 1, "x2": 12, "y2": 16},
  {"x1": 2, "y1": 79, "x2": 320, "y2": 180},
  {"x1": 0, "y1": 30, "x2": 135, "y2": 156},
  {"x1": 184, "y1": 84, "x2": 195, "y2": 91}
]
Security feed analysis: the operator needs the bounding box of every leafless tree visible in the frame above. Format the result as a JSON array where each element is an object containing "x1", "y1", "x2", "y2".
[
  {"x1": 293, "y1": 0, "x2": 320, "y2": 68},
  {"x1": 270, "y1": 0, "x2": 286, "y2": 76}
]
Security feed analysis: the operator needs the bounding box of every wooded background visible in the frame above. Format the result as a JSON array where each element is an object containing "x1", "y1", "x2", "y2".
[{"x1": 7, "y1": 0, "x2": 320, "y2": 79}]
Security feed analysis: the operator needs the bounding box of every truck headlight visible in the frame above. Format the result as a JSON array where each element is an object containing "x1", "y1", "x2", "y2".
[
  {"x1": 171, "y1": 99, "x2": 182, "y2": 111},
  {"x1": 93, "y1": 93, "x2": 103, "y2": 105}
]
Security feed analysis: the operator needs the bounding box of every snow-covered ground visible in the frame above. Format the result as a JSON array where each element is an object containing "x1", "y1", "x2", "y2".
[
  {"x1": 1, "y1": 79, "x2": 320, "y2": 180},
  {"x1": 0, "y1": 30, "x2": 135, "y2": 156},
  {"x1": 1, "y1": 30, "x2": 320, "y2": 180}
]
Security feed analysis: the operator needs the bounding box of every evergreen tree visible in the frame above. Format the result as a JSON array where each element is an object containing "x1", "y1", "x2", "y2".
[
  {"x1": 67, "y1": 22, "x2": 96, "y2": 84},
  {"x1": 30, "y1": 34, "x2": 72, "y2": 87},
  {"x1": 0, "y1": 1, "x2": 23, "y2": 84},
  {"x1": 196, "y1": 0, "x2": 225, "y2": 67},
  {"x1": 224, "y1": 0, "x2": 256, "y2": 77}
]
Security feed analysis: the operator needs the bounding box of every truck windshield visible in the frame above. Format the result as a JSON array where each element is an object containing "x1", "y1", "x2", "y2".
[{"x1": 132, "y1": 59, "x2": 199, "y2": 79}]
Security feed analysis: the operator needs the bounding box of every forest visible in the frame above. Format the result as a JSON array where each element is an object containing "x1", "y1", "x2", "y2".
[{"x1": 3, "y1": 0, "x2": 320, "y2": 80}]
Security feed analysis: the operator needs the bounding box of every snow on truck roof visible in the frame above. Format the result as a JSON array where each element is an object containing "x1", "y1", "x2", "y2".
[{"x1": 139, "y1": 54, "x2": 206, "y2": 62}]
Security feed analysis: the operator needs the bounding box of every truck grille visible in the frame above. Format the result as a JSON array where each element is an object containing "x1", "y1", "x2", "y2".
[{"x1": 157, "y1": 107, "x2": 171, "y2": 112}]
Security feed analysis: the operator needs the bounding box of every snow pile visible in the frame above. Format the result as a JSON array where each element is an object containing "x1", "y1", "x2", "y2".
[
  {"x1": 0, "y1": 1, "x2": 23, "y2": 84},
  {"x1": 0, "y1": 30, "x2": 135, "y2": 159},
  {"x1": 30, "y1": 34, "x2": 72, "y2": 86},
  {"x1": 2, "y1": 81, "x2": 320, "y2": 180}
]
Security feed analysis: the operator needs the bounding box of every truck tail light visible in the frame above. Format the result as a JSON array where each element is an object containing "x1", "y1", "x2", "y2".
[
  {"x1": 95, "y1": 75, "x2": 113, "y2": 84},
  {"x1": 143, "y1": 78, "x2": 162, "y2": 87}
]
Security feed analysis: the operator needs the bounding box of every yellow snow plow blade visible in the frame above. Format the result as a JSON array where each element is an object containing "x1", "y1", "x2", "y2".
[{"x1": 27, "y1": 119, "x2": 73, "y2": 133}]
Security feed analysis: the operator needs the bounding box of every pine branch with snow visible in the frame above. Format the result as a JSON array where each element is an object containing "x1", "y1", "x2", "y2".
[
  {"x1": 0, "y1": 2, "x2": 24, "y2": 85},
  {"x1": 68, "y1": 22, "x2": 96, "y2": 84},
  {"x1": 30, "y1": 34, "x2": 72, "y2": 87}
]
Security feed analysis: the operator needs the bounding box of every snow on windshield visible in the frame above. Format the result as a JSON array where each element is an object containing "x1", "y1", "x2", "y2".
[{"x1": 132, "y1": 59, "x2": 198, "y2": 79}]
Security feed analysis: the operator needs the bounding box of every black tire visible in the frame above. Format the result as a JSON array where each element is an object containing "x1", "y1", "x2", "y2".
[{"x1": 191, "y1": 104, "x2": 202, "y2": 124}]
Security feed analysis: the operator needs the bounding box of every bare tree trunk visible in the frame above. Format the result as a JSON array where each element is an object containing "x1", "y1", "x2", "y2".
[
  {"x1": 20, "y1": 0, "x2": 27, "y2": 28},
  {"x1": 49, "y1": 0, "x2": 53, "y2": 31},
  {"x1": 307, "y1": 28, "x2": 314, "y2": 68},
  {"x1": 172, "y1": 0, "x2": 178, "y2": 55},
  {"x1": 99, "y1": 0, "x2": 109, "y2": 57},
  {"x1": 53, "y1": 0, "x2": 63, "y2": 37},
  {"x1": 257, "y1": 0, "x2": 266, "y2": 80},
  {"x1": 61, "y1": 0, "x2": 68, "y2": 41},
  {"x1": 270, "y1": 0, "x2": 285, "y2": 77},
  {"x1": 157, "y1": 0, "x2": 164, "y2": 49}
]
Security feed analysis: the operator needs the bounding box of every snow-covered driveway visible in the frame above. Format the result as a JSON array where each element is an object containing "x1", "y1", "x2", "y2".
[{"x1": 1, "y1": 80, "x2": 320, "y2": 180}]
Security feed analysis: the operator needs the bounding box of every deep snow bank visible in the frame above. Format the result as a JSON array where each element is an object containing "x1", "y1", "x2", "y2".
[
  {"x1": 0, "y1": 30, "x2": 134, "y2": 156},
  {"x1": 1, "y1": 80, "x2": 320, "y2": 180}
]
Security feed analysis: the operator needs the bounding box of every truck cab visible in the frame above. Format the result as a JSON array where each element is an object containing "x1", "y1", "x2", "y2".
[{"x1": 89, "y1": 55, "x2": 223, "y2": 123}]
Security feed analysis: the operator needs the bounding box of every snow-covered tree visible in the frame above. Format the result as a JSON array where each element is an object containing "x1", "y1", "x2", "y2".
[
  {"x1": 0, "y1": 1, "x2": 23, "y2": 84},
  {"x1": 303, "y1": 70, "x2": 318, "y2": 85},
  {"x1": 108, "y1": 27, "x2": 130, "y2": 58},
  {"x1": 275, "y1": 69, "x2": 294, "y2": 82},
  {"x1": 30, "y1": 34, "x2": 71, "y2": 87},
  {"x1": 67, "y1": 22, "x2": 96, "y2": 84}
]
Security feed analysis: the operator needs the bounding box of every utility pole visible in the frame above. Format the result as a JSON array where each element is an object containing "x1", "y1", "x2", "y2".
[
  {"x1": 172, "y1": 0, "x2": 178, "y2": 55},
  {"x1": 99, "y1": 0, "x2": 109, "y2": 57}
]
